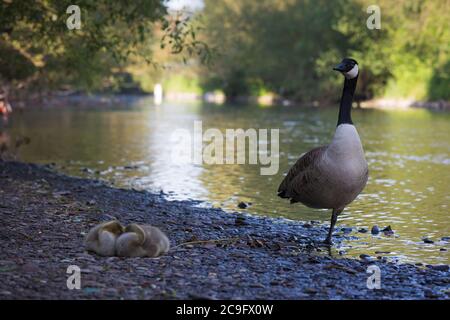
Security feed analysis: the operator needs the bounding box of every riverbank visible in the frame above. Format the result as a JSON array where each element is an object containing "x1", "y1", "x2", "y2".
[
  {"x1": 7, "y1": 92, "x2": 450, "y2": 111},
  {"x1": 360, "y1": 98, "x2": 450, "y2": 111},
  {"x1": 0, "y1": 160, "x2": 448, "y2": 299}
]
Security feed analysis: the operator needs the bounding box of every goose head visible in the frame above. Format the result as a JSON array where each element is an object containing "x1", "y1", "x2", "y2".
[{"x1": 333, "y1": 58, "x2": 359, "y2": 79}]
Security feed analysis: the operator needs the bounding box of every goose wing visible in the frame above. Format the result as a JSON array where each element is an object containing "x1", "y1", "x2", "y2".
[{"x1": 277, "y1": 146, "x2": 327, "y2": 202}]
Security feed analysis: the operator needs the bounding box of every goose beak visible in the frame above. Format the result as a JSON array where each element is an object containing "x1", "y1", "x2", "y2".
[{"x1": 333, "y1": 62, "x2": 346, "y2": 72}]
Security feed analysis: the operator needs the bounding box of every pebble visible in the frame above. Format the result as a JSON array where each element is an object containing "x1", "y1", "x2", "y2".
[
  {"x1": 423, "y1": 238, "x2": 434, "y2": 244},
  {"x1": 237, "y1": 202, "x2": 248, "y2": 209},
  {"x1": 371, "y1": 225, "x2": 380, "y2": 235},
  {"x1": 303, "y1": 287, "x2": 318, "y2": 294},
  {"x1": 235, "y1": 215, "x2": 247, "y2": 226},
  {"x1": 341, "y1": 227, "x2": 353, "y2": 234},
  {"x1": 359, "y1": 254, "x2": 373, "y2": 261},
  {"x1": 424, "y1": 290, "x2": 439, "y2": 299},
  {"x1": 382, "y1": 225, "x2": 394, "y2": 235},
  {"x1": 86, "y1": 200, "x2": 96, "y2": 206},
  {"x1": 83, "y1": 287, "x2": 100, "y2": 294},
  {"x1": 426, "y1": 265, "x2": 449, "y2": 272},
  {"x1": 81, "y1": 168, "x2": 94, "y2": 174}
]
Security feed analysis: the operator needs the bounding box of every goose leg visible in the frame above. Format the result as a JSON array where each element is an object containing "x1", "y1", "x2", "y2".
[{"x1": 324, "y1": 208, "x2": 342, "y2": 245}]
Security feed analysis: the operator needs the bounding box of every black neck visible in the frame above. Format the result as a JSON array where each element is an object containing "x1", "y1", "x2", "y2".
[{"x1": 337, "y1": 76, "x2": 358, "y2": 126}]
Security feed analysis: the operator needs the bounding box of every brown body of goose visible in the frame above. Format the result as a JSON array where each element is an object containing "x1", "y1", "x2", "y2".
[{"x1": 278, "y1": 58, "x2": 368, "y2": 244}]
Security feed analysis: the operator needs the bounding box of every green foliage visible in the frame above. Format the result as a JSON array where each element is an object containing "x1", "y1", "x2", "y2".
[
  {"x1": 1, "y1": 0, "x2": 448, "y2": 102},
  {"x1": 0, "y1": 0, "x2": 208, "y2": 93},
  {"x1": 370, "y1": 0, "x2": 450, "y2": 100},
  {"x1": 199, "y1": 0, "x2": 370, "y2": 101},
  {"x1": 0, "y1": 42, "x2": 36, "y2": 82},
  {"x1": 199, "y1": 0, "x2": 449, "y2": 102},
  {"x1": 428, "y1": 60, "x2": 450, "y2": 100},
  {"x1": 163, "y1": 73, "x2": 202, "y2": 94}
]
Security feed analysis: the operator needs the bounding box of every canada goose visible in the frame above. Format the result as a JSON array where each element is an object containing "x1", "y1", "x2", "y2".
[
  {"x1": 85, "y1": 220, "x2": 125, "y2": 256},
  {"x1": 278, "y1": 58, "x2": 368, "y2": 244},
  {"x1": 116, "y1": 224, "x2": 170, "y2": 257}
]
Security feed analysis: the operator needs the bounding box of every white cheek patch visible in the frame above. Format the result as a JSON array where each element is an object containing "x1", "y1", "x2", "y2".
[{"x1": 344, "y1": 64, "x2": 359, "y2": 79}]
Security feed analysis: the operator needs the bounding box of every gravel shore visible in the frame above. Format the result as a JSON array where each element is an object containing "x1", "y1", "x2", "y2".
[{"x1": 0, "y1": 161, "x2": 448, "y2": 299}]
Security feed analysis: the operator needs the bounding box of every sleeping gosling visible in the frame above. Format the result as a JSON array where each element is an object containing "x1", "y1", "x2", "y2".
[
  {"x1": 116, "y1": 224, "x2": 170, "y2": 258},
  {"x1": 85, "y1": 220, "x2": 125, "y2": 256}
]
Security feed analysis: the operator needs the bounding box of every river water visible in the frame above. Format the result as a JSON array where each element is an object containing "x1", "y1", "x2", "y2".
[{"x1": 4, "y1": 97, "x2": 449, "y2": 264}]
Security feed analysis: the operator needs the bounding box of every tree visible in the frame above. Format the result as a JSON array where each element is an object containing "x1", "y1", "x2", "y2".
[
  {"x1": 199, "y1": 0, "x2": 449, "y2": 102},
  {"x1": 0, "y1": 0, "x2": 206, "y2": 94}
]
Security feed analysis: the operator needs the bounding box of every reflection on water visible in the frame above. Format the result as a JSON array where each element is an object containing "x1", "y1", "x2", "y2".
[{"x1": 5, "y1": 98, "x2": 450, "y2": 264}]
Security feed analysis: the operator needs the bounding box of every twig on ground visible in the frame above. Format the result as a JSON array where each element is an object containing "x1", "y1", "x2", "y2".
[{"x1": 171, "y1": 237, "x2": 240, "y2": 250}]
